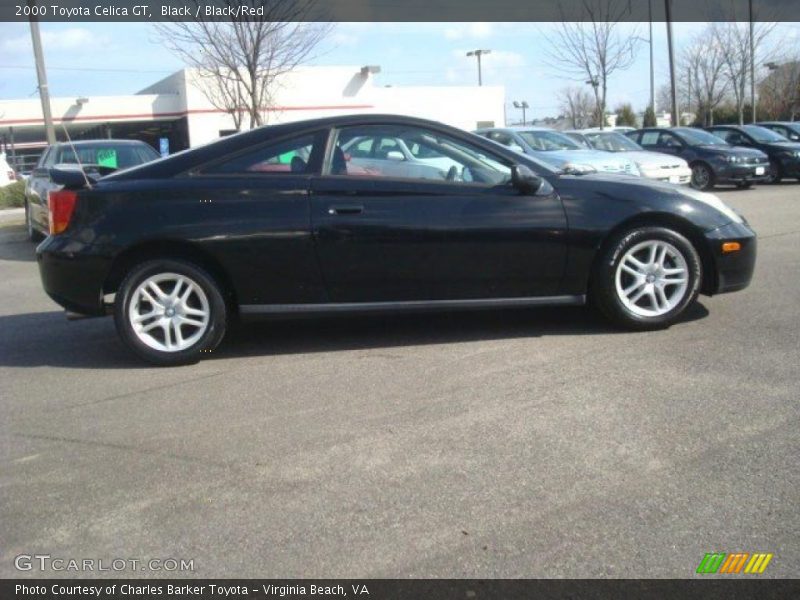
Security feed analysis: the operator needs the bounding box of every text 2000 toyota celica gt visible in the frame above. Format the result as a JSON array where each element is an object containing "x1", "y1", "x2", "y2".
[{"x1": 37, "y1": 115, "x2": 756, "y2": 365}]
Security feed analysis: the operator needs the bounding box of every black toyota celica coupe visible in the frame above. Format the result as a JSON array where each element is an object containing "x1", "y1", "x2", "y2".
[{"x1": 37, "y1": 114, "x2": 756, "y2": 365}]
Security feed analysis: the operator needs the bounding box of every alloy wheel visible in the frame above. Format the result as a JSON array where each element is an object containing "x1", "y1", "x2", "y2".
[
  {"x1": 128, "y1": 273, "x2": 210, "y2": 352},
  {"x1": 691, "y1": 164, "x2": 710, "y2": 189},
  {"x1": 614, "y1": 240, "x2": 689, "y2": 317}
]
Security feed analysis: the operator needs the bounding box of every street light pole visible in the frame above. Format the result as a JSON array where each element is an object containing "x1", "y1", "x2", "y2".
[
  {"x1": 649, "y1": 0, "x2": 655, "y2": 113},
  {"x1": 749, "y1": 0, "x2": 756, "y2": 123},
  {"x1": 466, "y1": 49, "x2": 491, "y2": 86},
  {"x1": 665, "y1": 0, "x2": 679, "y2": 127},
  {"x1": 28, "y1": 0, "x2": 55, "y2": 145},
  {"x1": 513, "y1": 101, "x2": 529, "y2": 126}
]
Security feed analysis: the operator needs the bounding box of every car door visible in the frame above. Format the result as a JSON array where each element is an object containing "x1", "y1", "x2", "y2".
[
  {"x1": 655, "y1": 131, "x2": 687, "y2": 158},
  {"x1": 310, "y1": 123, "x2": 568, "y2": 303},
  {"x1": 185, "y1": 131, "x2": 329, "y2": 305}
]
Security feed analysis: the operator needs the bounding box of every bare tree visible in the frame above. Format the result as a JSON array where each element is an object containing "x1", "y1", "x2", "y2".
[
  {"x1": 712, "y1": 20, "x2": 776, "y2": 125},
  {"x1": 155, "y1": 1, "x2": 332, "y2": 130},
  {"x1": 543, "y1": 0, "x2": 640, "y2": 130},
  {"x1": 680, "y1": 28, "x2": 729, "y2": 126},
  {"x1": 759, "y1": 57, "x2": 800, "y2": 121},
  {"x1": 558, "y1": 86, "x2": 595, "y2": 129}
]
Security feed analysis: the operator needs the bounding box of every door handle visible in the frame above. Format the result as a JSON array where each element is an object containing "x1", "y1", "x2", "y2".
[{"x1": 327, "y1": 204, "x2": 363, "y2": 216}]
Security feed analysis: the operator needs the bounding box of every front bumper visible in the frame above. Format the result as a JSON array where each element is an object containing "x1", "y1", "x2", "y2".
[
  {"x1": 715, "y1": 163, "x2": 769, "y2": 184},
  {"x1": 37, "y1": 236, "x2": 110, "y2": 316},
  {"x1": 641, "y1": 166, "x2": 692, "y2": 185},
  {"x1": 703, "y1": 221, "x2": 757, "y2": 295}
]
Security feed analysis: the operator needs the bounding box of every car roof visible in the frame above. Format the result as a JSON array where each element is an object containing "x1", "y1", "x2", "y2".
[
  {"x1": 51, "y1": 139, "x2": 152, "y2": 147},
  {"x1": 107, "y1": 114, "x2": 558, "y2": 181}
]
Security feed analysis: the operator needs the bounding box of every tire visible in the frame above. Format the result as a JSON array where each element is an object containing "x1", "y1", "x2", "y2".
[
  {"x1": 765, "y1": 160, "x2": 782, "y2": 184},
  {"x1": 25, "y1": 201, "x2": 44, "y2": 242},
  {"x1": 114, "y1": 259, "x2": 227, "y2": 366},
  {"x1": 690, "y1": 162, "x2": 715, "y2": 191},
  {"x1": 592, "y1": 227, "x2": 702, "y2": 331}
]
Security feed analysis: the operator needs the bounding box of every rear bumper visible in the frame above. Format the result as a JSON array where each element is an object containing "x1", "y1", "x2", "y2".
[
  {"x1": 37, "y1": 236, "x2": 110, "y2": 316},
  {"x1": 703, "y1": 221, "x2": 757, "y2": 295}
]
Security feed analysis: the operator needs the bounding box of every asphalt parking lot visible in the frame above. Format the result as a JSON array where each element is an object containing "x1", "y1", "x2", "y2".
[{"x1": 1, "y1": 184, "x2": 798, "y2": 579}]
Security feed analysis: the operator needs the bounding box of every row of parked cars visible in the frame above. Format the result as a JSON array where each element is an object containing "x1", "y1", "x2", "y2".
[{"x1": 475, "y1": 121, "x2": 800, "y2": 191}]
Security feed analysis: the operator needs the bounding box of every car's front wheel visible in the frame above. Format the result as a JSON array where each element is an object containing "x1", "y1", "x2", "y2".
[
  {"x1": 690, "y1": 162, "x2": 715, "y2": 190},
  {"x1": 593, "y1": 227, "x2": 702, "y2": 330},
  {"x1": 114, "y1": 259, "x2": 227, "y2": 365}
]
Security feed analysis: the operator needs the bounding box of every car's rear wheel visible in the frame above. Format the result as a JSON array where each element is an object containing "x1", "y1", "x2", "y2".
[
  {"x1": 690, "y1": 162, "x2": 715, "y2": 190},
  {"x1": 593, "y1": 227, "x2": 702, "y2": 330},
  {"x1": 114, "y1": 259, "x2": 227, "y2": 365}
]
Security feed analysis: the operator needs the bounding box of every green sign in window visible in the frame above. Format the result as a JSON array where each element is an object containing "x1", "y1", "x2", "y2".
[{"x1": 96, "y1": 149, "x2": 118, "y2": 168}]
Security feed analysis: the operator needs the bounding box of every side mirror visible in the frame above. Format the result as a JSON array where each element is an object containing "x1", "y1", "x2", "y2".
[
  {"x1": 386, "y1": 150, "x2": 404, "y2": 162},
  {"x1": 509, "y1": 144, "x2": 525, "y2": 153},
  {"x1": 511, "y1": 164, "x2": 543, "y2": 194}
]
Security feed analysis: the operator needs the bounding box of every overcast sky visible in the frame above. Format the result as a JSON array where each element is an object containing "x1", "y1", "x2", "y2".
[{"x1": 1, "y1": 21, "x2": 799, "y2": 119}]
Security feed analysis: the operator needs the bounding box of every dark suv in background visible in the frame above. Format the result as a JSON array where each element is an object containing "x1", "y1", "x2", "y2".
[
  {"x1": 706, "y1": 124, "x2": 800, "y2": 184},
  {"x1": 25, "y1": 140, "x2": 160, "y2": 240},
  {"x1": 627, "y1": 127, "x2": 769, "y2": 191}
]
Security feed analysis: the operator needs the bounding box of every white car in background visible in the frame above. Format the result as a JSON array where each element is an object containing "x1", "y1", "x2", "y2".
[
  {"x1": 568, "y1": 130, "x2": 693, "y2": 185},
  {"x1": 1, "y1": 153, "x2": 17, "y2": 187},
  {"x1": 475, "y1": 126, "x2": 641, "y2": 176}
]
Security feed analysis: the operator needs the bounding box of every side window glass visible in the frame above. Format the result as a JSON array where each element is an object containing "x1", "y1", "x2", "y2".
[
  {"x1": 640, "y1": 132, "x2": 659, "y2": 146},
  {"x1": 658, "y1": 133, "x2": 681, "y2": 148},
  {"x1": 38, "y1": 148, "x2": 51, "y2": 168},
  {"x1": 332, "y1": 125, "x2": 512, "y2": 185},
  {"x1": 204, "y1": 133, "x2": 322, "y2": 174}
]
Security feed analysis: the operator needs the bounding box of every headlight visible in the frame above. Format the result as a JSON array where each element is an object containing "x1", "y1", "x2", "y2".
[
  {"x1": 781, "y1": 150, "x2": 800, "y2": 159},
  {"x1": 679, "y1": 188, "x2": 744, "y2": 224},
  {"x1": 562, "y1": 163, "x2": 597, "y2": 175},
  {"x1": 725, "y1": 155, "x2": 741, "y2": 163}
]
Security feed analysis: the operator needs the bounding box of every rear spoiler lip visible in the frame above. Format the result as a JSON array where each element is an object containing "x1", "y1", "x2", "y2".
[{"x1": 49, "y1": 163, "x2": 117, "y2": 189}]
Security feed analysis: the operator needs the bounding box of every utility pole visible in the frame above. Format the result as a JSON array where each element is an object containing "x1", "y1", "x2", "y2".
[
  {"x1": 749, "y1": 0, "x2": 756, "y2": 123},
  {"x1": 466, "y1": 49, "x2": 491, "y2": 86},
  {"x1": 28, "y1": 0, "x2": 55, "y2": 144},
  {"x1": 665, "y1": 0, "x2": 679, "y2": 126},
  {"x1": 649, "y1": 0, "x2": 655, "y2": 113},
  {"x1": 513, "y1": 101, "x2": 529, "y2": 126}
]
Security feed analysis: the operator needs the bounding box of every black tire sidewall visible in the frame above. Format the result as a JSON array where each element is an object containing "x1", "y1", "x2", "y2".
[
  {"x1": 768, "y1": 160, "x2": 781, "y2": 184},
  {"x1": 691, "y1": 163, "x2": 714, "y2": 190},
  {"x1": 114, "y1": 259, "x2": 227, "y2": 365},
  {"x1": 594, "y1": 227, "x2": 702, "y2": 330}
]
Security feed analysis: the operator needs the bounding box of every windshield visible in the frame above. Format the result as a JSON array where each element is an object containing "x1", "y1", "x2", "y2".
[
  {"x1": 675, "y1": 128, "x2": 729, "y2": 146},
  {"x1": 518, "y1": 130, "x2": 581, "y2": 151},
  {"x1": 586, "y1": 132, "x2": 642, "y2": 152},
  {"x1": 743, "y1": 125, "x2": 788, "y2": 142}
]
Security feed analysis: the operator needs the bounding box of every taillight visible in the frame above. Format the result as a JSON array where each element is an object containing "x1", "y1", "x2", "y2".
[{"x1": 48, "y1": 189, "x2": 78, "y2": 235}]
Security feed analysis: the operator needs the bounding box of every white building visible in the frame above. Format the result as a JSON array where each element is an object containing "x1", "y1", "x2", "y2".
[{"x1": 0, "y1": 66, "x2": 505, "y2": 171}]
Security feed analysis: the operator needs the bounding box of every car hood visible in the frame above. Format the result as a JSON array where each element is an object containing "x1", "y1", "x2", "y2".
[
  {"x1": 759, "y1": 141, "x2": 800, "y2": 152},
  {"x1": 614, "y1": 150, "x2": 688, "y2": 169},
  {"x1": 530, "y1": 148, "x2": 635, "y2": 169},
  {"x1": 700, "y1": 145, "x2": 767, "y2": 159}
]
